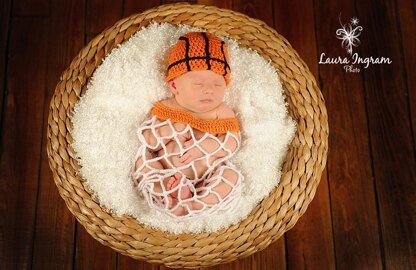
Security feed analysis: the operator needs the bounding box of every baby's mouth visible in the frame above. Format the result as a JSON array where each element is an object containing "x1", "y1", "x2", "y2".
[{"x1": 200, "y1": 99, "x2": 213, "y2": 103}]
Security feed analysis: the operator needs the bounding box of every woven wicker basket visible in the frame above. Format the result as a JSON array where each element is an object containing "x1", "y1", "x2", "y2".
[{"x1": 47, "y1": 2, "x2": 328, "y2": 268}]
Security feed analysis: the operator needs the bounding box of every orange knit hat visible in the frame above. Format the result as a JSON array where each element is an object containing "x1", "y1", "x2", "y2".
[{"x1": 165, "y1": 32, "x2": 231, "y2": 85}]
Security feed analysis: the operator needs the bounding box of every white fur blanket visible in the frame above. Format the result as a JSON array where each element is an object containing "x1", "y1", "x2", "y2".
[{"x1": 71, "y1": 23, "x2": 296, "y2": 234}]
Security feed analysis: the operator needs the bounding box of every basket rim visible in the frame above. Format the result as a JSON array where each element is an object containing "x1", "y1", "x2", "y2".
[{"x1": 46, "y1": 2, "x2": 328, "y2": 268}]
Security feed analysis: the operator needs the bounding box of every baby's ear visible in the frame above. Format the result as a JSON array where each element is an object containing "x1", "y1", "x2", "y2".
[
  {"x1": 168, "y1": 80, "x2": 176, "y2": 90},
  {"x1": 168, "y1": 80, "x2": 176, "y2": 94}
]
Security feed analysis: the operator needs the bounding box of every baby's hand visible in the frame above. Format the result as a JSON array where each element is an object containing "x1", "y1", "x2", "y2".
[
  {"x1": 178, "y1": 130, "x2": 191, "y2": 142},
  {"x1": 179, "y1": 139, "x2": 204, "y2": 164}
]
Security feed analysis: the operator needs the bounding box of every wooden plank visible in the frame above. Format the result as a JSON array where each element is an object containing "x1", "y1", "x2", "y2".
[
  {"x1": 273, "y1": 0, "x2": 335, "y2": 269},
  {"x1": 118, "y1": 254, "x2": 159, "y2": 270},
  {"x1": 74, "y1": 1, "x2": 124, "y2": 269},
  {"x1": 123, "y1": 0, "x2": 160, "y2": 17},
  {"x1": 197, "y1": 239, "x2": 286, "y2": 270},
  {"x1": 397, "y1": 0, "x2": 416, "y2": 178},
  {"x1": 160, "y1": 0, "x2": 197, "y2": 4},
  {"x1": 0, "y1": 0, "x2": 12, "y2": 127},
  {"x1": 198, "y1": 0, "x2": 232, "y2": 9},
  {"x1": 30, "y1": 0, "x2": 85, "y2": 268},
  {"x1": 75, "y1": 225, "x2": 118, "y2": 270},
  {"x1": 233, "y1": 0, "x2": 273, "y2": 27},
  {"x1": 397, "y1": 5, "x2": 416, "y2": 266},
  {"x1": 314, "y1": 1, "x2": 383, "y2": 269},
  {"x1": 13, "y1": 0, "x2": 49, "y2": 17},
  {"x1": 0, "y1": 17, "x2": 48, "y2": 270},
  {"x1": 85, "y1": 0, "x2": 123, "y2": 44},
  {"x1": 86, "y1": 0, "x2": 123, "y2": 35},
  {"x1": 356, "y1": 0, "x2": 416, "y2": 268}
]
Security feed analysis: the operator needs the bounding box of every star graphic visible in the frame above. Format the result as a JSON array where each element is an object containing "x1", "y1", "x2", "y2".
[{"x1": 351, "y1": 17, "x2": 359, "y2": 26}]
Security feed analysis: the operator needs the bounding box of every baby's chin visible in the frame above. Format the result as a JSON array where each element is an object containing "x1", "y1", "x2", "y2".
[
  {"x1": 193, "y1": 101, "x2": 222, "y2": 112},
  {"x1": 175, "y1": 98, "x2": 222, "y2": 113}
]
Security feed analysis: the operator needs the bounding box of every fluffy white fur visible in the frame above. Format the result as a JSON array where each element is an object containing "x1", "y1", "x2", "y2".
[{"x1": 71, "y1": 23, "x2": 296, "y2": 234}]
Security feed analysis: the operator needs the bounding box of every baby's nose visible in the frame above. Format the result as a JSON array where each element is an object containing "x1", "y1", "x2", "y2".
[{"x1": 203, "y1": 85, "x2": 214, "y2": 93}]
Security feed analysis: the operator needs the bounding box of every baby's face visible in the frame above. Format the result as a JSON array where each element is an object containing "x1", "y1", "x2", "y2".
[{"x1": 168, "y1": 70, "x2": 227, "y2": 113}]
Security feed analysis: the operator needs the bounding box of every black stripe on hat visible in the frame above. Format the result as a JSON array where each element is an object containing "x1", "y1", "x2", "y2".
[
  {"x1": 220, "y1": 41, "x2": 230, "y2": 76},
  {"x1": 167, "y1": 57, "x2": 228, "y2": 70},
  {"x1": 202, "y1": 32, "x2": 211, "y2": 70},
  {"x1": 179, "y1": 36, "x2": 191, "y2": 72}
]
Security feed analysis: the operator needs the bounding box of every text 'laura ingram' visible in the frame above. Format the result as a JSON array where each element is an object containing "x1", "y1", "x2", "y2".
[{"x1": 319, "y1": 53, "x2": 392, "y2": 69}]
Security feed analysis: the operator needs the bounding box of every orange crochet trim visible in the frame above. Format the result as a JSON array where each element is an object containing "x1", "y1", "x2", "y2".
[{"x1": 150, "y1": 101, "x2": 240, "y2": 134}]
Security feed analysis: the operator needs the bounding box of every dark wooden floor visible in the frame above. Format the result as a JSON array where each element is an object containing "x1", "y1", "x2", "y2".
[{"x1": 1, "y1": 0, "x2": 415, "y2": 269}]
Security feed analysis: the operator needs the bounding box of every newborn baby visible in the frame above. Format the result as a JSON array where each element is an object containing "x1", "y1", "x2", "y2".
[{"x1": 132, "y1": 32, "x2": 244, "y2": 218}]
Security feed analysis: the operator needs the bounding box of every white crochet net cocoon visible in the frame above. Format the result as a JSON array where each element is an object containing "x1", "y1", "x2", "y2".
[{"x1": 132, "y1": 115, "x2": 243, "y2": 220}]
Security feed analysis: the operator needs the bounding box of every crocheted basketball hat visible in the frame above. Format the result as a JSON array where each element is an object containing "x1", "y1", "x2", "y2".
[{"x1": 166, "y1": 32, "x2": 231, "y2": 85}]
